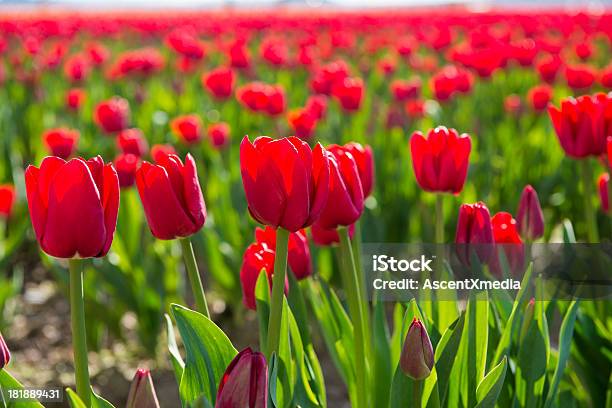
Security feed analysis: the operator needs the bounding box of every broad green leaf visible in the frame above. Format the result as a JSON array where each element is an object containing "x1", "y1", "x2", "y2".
[
  {"x1": 461, "y1": 290, "x2": 489, "y2": 408},
  {"x1": 91, "y1": 388, "x2": 115, "y2": 408},
  {"x1": 255, "y1": 269, "x2": 271, "y2": 354},
  {"x1": 0, "y1": 370, "x2": 44, "y2": 408},
  {"x1": 165, "y1": 314, "x2": 185, "y2": 390},
  {"x1": 65, "y1": 389, "x2": 87, "y2": 408},
  {"x1": 372, "y1": 301, "x2": 392, "y2": 408},
  {"x1": 171, "y1": 304, "x2": 237, "y2": 406},
  {"x1": 433, "y1": 313, "x2": 465, "y2": 406},
  {"x1": 475, "y1": 356, "x2": 508, "y2": 408}
]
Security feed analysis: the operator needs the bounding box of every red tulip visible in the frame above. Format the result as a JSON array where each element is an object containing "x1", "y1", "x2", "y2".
[
  {"x1": 288, "y1": 108, "x2": 317, "y2": 140},
  {"x1": 316, "y1": 147, "x2": 364, "y2": 229},
  {"x1": 490, "y1": 212, "x2": 525, "y2": 277},
  {"x1": 405, "y1": 99, "x2": 425, "y2": 119},
  {"x1": 390, "y1": 78, "x2": 421, "y2": 102},
  {"x1": 63, "y1": 53, "x2": 90, "y2": 83},
  {"x1": 255, "y1": 226, "x2": 312, "y2": 280},
  {"x1": 332, "y1": 77, "x2": 363, "y2": 112},
  {"x1": 150, "y1": 144, "x2": 176, "y2": 163},
  {"x1": 171, "y1": 114, "x2": 203, "y2": 145},
  {"x1": 536, "y1": 54, "x2": 562, "y2": 83},
  {"x1": 202, "y1": 67, "x2": 235, "y2": 100},
  {"x1": 240, "y1": 136, "x2": 329, "y2": 232},
  {"x1": 410, "y1": 126, "x2": 471, "y2": 194},
  {"x1": 117, "y1": 128, "x2": 148, "y2": 157},
  {"x1": 575, "y1": 41, "x2": 593, "y2": 61},
  {"x1": 0, "y1": 185, "x2": 16, "y2": 219},
  {"x1": 216, "y1": 348, "x2": 268, "y2": 408},
  {"x1": 332, "y1": 142, "x2": 374, "y2": 198},
  {"x1": 25, "y1": 156, "x2": 119, "y2": 258},
  {"x1": 240, "y1": 240, "x2": 288, "y2": 310},
  {"x1": 66, "y1": 88, "x2": 85, "y2": 111},
  {"x1": 548, "y1": 93, "x2": 610, "y2": 159},
  {"x1": 207, "y1": 123, "x2": 231, "y2": 149},
  {"x1": 236, "y1": 83, "x2": 286, "y2": 116},
  {"x1": 305, "y1": 95, "x2": 327, "y2": 120},
  {"x1": 86, "y1": 42, "x2": 109, "y2": 66},
  {"x1": 228, "y1": 38, "x2": 250, "y2": 69},
  {"x1": 94, "y1": 97, "x2": 130, "y2": 134},
  {"x1": 114, "y1": 154, "x2": 140, "y2": 188},
  {"x1": 516, "y1": 185, "x2": 545, "y2": 240},
  {"x1": 400, "y1": 318, "x2": 434, "y2": 380},
  {"x1": 260, "y1": 37, "x2": 288, "y2": 66},
  {"x1": 166, "y1": 28, "x2": 205, "y2": 60},
  {"x1": 42, "y1": 128, "x2": 79, "y2": 159},
  {"x1": 310, "y1": 221, "x2": 355, "y2": 246},
  {"x1": 601, "y1": 65, "x2": 612, "y2": 89},
  {"x1": 527, "y1": 84, "x2": 552, "y2": 112},
  {"x1": 455, "y1": 202, "x2": 494, "y2": 266},
  {"x1": 136, "y1": 154, "x2": 206, "y2": 240},
  {"x1": 599, "y1": 173, "x2": 609, "y2": 213},
  {"x1": 126, "y1": 369, "x2": 160, "y2": 408},
  {"x1": 310, "y1": 60, "x2": 349, "y2": 95},
  {"x1": 0, "y1": 332, "x2": 9, "y2": 370},
  {"x1": 564, "y1": 65, "x2": 596, "y2": 91}
]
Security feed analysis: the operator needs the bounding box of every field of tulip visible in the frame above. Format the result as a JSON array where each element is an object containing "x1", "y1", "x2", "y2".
[{"x1": 0, "y1": 6, "x2": 611, "y2": 408}]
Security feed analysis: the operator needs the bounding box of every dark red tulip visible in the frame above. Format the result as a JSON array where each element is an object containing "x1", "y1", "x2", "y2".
[
  {"x1": 117, "y1": 128, "x2": 148, "y2": 157},
  {"x1": 240, "y1": 240, "x2": 288, "y2": 310},
  {"x1": 400, "y1": 318, "x2": 434, "y2": 380},
  {"x1": 599, "y1": 173, "x2": 609, "y2": 214},
  {"x1": 240, "y1": 136, "x2": 329, "y2": 232},
  {"x1": 516, "y1": 185, "x2": 545, "y2": 240},
  {"x1": 316, "y1": 147, "x2": 364, "y2": 229},
  {"x1": 310, "y1": 221, "x2": 355, "y2": 246},
  {"x1": 575, "y1": 41, "x2": 593, "y2": 61},
  {"x1": 228, "y1": 38, "x2": 250, "y2": 69},
  {"x1": 126, "y1": 369, "x2": 160, "y2": 408},
  {"x1": 455, "y1": 202, "x2": 494, "y2": 266},
  {"x1": 150, "y1": 144, "x2": 176, "y2": 163},
  {"x1": 332, "y1": 77, "x2": 363, "y2": 112},
  {"x1": 564, "y1": 65, "x2": 596, "y2": 91},
  {"x1": 490, "y1": 212, "x2": 525, "y2": 277},
  {"x1": 0, "y1": 185, "x2": 15, "y2": 219},
  {"x1": 390, "y1": 78, "x2": 421, "y2": 102},
  {"x1": 25, "y1": 156, "x2": 119, "y2": 258},
  {"x1": 207, "y1": 123, "x2": 230, "y2": 149},
  {"x1": 94, "y1": 97, "x2": 130, "y2": 134},
  {"x1": 202, "y1": 67, "x2": 235, "y2": 100},
  {"x1": 410, "y1": 126, "x2": 471, "y2": 194},
  {"x1": 536, "y1": 54, "x2": 562, "y2": 83},
  {"x1": 310, "y1": 60, "x2": 349, "y2": 95},
  {"x1": 114, "y1": 154, "x2": 140, "y2": 188},
  {"x1": 528, "y1": 84, "x2": 552, "y2": 112},
  {"x1": 255, "y1": 226, "x2": 312, "y2": 280},
  {"x1": 548, "y1": 94, "x2": 610, "y2": 159},
  {"x1": 136, "y1": 154, "x2": 206, "y2": 240},
  {"x1": 332, "y1": 142, "x2": 374, "y2": 198},
  {"x1": 0, "y1": 332, "x2": 9, "y2": 369},
  {"x1": 171, "y1": 114, "x2": 203, "y2": 145},
  {"x1": 66, "y1": 88, "x2": 85, "y2": 111},
  {"x1": 42, "y1": 128, "x2": 79, "y2": 159},
  {"x1": 216, "y1": 348, "x2": 268, "y2": 408},
  {"x1": 288, "y1": 108, "x2": 317, "y2": 140},
  {"x1": 236, "y1": 83, "x2": 286, "y2": 116}
]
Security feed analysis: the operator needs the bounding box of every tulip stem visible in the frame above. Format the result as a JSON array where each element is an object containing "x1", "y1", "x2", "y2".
[
  {"x1": 413, "y1": 380, "x2": 422, "y2": 408},
  {"x1": 68, "y1": 259, "x2": 91, "y2": 407},
  {"x1": 580, "y1": 160, "x2": 599, "y2": 242},
  {"x1": 435, "y1": 194, "x2": 444, "y2": 244},
  {"x1": 338, "y1": 226, "x2": 368, "y2": 408},
  {"x1": 266, "y1": 228, "x2": 290, "y2": 358},
  {"x1": 180, "y1": 238, "x2": 210, "y2": 319}
]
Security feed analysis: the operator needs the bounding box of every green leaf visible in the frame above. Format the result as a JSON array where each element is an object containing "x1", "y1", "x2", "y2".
[
  {"x1": 91, "y1": 388, "x2": 115, "y2": 408},
  {"x1": 475, "y1": 356, "x2": 508, "y2": 408},
  {"x1": 433, "y1": 313, "x2": 465, "y2": 406},
  {"x1": 372, "y1": 301, "x2": 392, "y2": 408},
  {"x1": 0, "y1": 370, "x2": 45, "y2": 408},
  {"x1": 165, "y1": 314, "x2": 185, "y2": 390},
  {"x1": 464, "y1": 291, "x2": 489, "y2": 407},
  {"x1": 65, "y1": 388, "x2": 87, "y2": 408},
  {"x1": 171, "y1": 304, "x2": 237, "y2": 406},
  {"x1": 255, "y1": 269, "x2": 271, "y2": 354}
]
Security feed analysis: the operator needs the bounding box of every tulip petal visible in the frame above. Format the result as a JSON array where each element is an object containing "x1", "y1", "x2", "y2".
[
  {"x1": 304, "y1": 143, "x2": 330, "y2": 226},
  {"x1": 100, "y1": 164, "x2": 120, "y2": 256},
  {"x1": 182, "y1": 154, "x2": 207, "y2": 230}
]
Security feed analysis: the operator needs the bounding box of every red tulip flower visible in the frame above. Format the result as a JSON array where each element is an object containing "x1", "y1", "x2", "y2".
[
  {"x1": 536, "y1": 54, "x2": 562, "y2": 83},
  {"x1": 136, "y1": 154, "x2": 206, "y2": 240},
  {"x1": 564, "y1": 65, "x2": 596, "y2": 91},
  {"x1": 528, "y1": 84, "x2": 552, "y2": 112},
  {"x1": 42, "y1": 128, "x2": 79, "y2": 159},
  {"x1": 332, "y1": 143, "x2": 374, "y2": 198},
  {"x1": 216, "y1": 348, "x2": 268, "y2": 408},
  {"x1": 332, "y1": 77, "x2": 364, "y2": 112},
  {"x1": 288, "y1": 108, "x2": 317, "y2": 140},
  {"x1": 601, "y1": 65, "x2": 612, "y2": 89},
  {"x1": 516, "y1": 185, "x2": 545, "y2": 240},
  {"x1": 255, "y1": 226, "x2": 312, "y2": 280},
  {"x1": 114, "y1": 154, "x2": 140, "y2": 188},
  {"x1": 0, "y1": 332, "x2": 10, "y2": 369},
  {"x1": 94, "y1": 97, "x2": 130, "y2": 134},
  {"x1": 599, "y1": 173, "x2": 609, "y2": 213},
  {"x1": 150, "y1": 144, "x2": 176, "y2": 163},
  {"x1": 171, "y1": 114, "x2": 203, "y2": 145},
  {"x1": 207, "y1": 123, "x2": 231, "y2": 149},
  {"x1": 310, "y1": 221, "x2": 355, "y2": 246},
  {"x1": 490, "y1": 212, "x2": 525, "y2": 277},
  {"x1": 117, "y1": 128, "x2": 148, "y2": 157},
  {"x1": 575, "y1": 41, "x2": 593, "y2": 61},
  {"x1": 390, "y1": 78, "x2": 421, "y2": 102},
  {"x1": 0, "y1": 185, "x2": 16, "y2": 219},
  {"x1": 25, "y1": 156, "x2": 119, "y2": 258},
  {"x1": 305, "y1": 95, "x2": 328, "y2": 120},
  {"x1": 410, "y1": 126, "x2": 471, "y2": 194},
  {"x1": 405, "y1": 99, "x2": 425, "y2": 119},
  {"x1": 126, "y1": 369, "x2": 160, "y2": 408},
  {"x1": 400, "y1": 318, "x2": 434, "y2": 380},
  {"x1": 240, "y1": 136, "x2": 329, "y2": 232},
  {"x1": 66, "y1": 88, "x2": 85, "y2": 111},
  {"x1": 228, "y1": 38, "x2": 250, "y2": 69},
  {"x1": 240, "y1": 240, "x2": 288, "y2": 310},
  {"x1": 63, "y1": 53, "x2": 90, "y2": 83},
  {"x1": 202, "y1": 67, "x2": 235, "y2": 100},
  {"x1": 455, "y1": 202, "x2": 494, "y2": 266}
]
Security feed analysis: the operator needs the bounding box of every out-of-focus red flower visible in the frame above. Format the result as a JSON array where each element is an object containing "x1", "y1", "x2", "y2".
[
  {"x1": 66, "y1": 88, "x2": 85, "y2": 111},
  {"x1": 228, "y1": 37, "x2": 250, "y2": 69},
  {"x1": 516, "y1": 185, "x2": 545, "y2": 241},
  {"x1": 600, "y1": 65, "x2": 612, "y2": 89},
  {"x1": 510, "y1": 38, "x2": 538, "y2": 67},
  {"x1": 240, "y1": 239, "x2": 287, "y2": 310},
  {"x1": 260, "y1": 37, "x2": 288, "y2": 66},
  {"x1": 298, "y1": 44, "x2": 314, "y2": 66},
  {"x1": 332, "y1": 77, "x2": 363, "y2": 112},
  {"x1": 63, "y1": 53, "x2": 90, "y2": 83},
  {"x1": 305, "y1": 95, "x2": 327, "y2": 120},
  {"x1": 136, "y1": 153, "x2": 206, "y2": 240},
  {"x1": 504, "y1": 94, "x2": 522, "y2": 115},
  {"x1": 310, "y1": 60, "x2": 349, "y2": 95},
  {"x1": 310, "y1": 221, "x2": 355, "y2": 246},
  {"x1": 42, "y1": 128, "x2": 79, "y2": 159},
  {"x1": 236, "y1": 82, "x2": 286, "y2": 116},
  {"x1": 575, "y1": 41, "x2": 593, "y2": 61},
  {"x1": 397, "y1": 36, "x2": 415, "y2": 57},
  {"x1": 536, "y1": 54, "x2": 562, "y2": 83},
  {"x1": 207, "y1": 122, "x2": 230, "y2": 149},
  {"x1": 548, "y1": 93, "x2": 610, "y2": 158},
  {"x1": 240, "y1": 136, "x2": 329, "y2": 232},
  {"x1": 86, "y1": 42, "x2": 109, "y2": 66},
  {"x1": 378, "y1": 56, "x2": 397, "y2": 76},
  {"x1": 288, "y1": 108, "x2": 317, "y2": 140},
  {"x1": 166, "y1": 29, "x2": 205, "y2": 60},
  {"x1": 0, "y1": 184, "x2": 16, "y2": 219},
  {"x1": 410, "y1": 126, "x2": 471, "y2": 194},
  {"x1": 564, "y1": 64, "x2": 596, "y2": 91},
  {"x1": 391, "y1": 77, "x2": 421, "y2": 102},
  {"x1": 430, "y1": 66, "x2": 472, "y2": 102},
  {"x1": 114, "y1": 153, "x2": 140, "y2": 188},
  {"x1": 202, "y1": 67, "x2": 235, "y2": 100},
  {"x1": 117, "y1": 128, "x2": 148, "y2": 157},
  {"x1": 455, "y1": 201, "x2": 494, "y2": 266},
  {"x1": 25, "y1": 156, "x2": 119, "y2": 258},
  {"x1": 94, "y1": 97, "x2": 130, "y2": 134},
  {"x1": 527, "y1": 84, "x2": 553, "y2": 112},
  {"x1": 255, "y1": 226, "x2": 312, "y2": 280},
  {"x1": 171, "y1": 114, "x2": 203, "y2": 145},
  {"x1": 107, "y1": 48, "x2": 164, "y2": 80},
  {"x1": 41, "y1": 42, "x2": 67, "y2": 69},
  {"x1": 405, "y1": 99, "x2": 426, "y2": 119},
  {"x1": 599, "y1": 173, "x2": 609, "y2": 213},
  {"x1": 216, "y1": 348, "x2": 268, "y2": 408},
  {"x1": 490, "y1": 212, "x2": 525, "y2": 277},
  {"x1": 333, "y1": 142, "x2": 374, "y2": 198},
  {"x1": 150, "y1": 144, "x2": 176, "y2": 163}
]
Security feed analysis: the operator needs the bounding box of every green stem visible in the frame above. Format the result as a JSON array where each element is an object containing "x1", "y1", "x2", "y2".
[
  {"x1": 338, "y1": 227, "x2": 368, "y2": 408},
  {"x1": 413, "y1": 380, "x2": 422, "y2": 408},
  {"x1": 435, "y1": 194, "x2": 444, "y2": 244},
  {"x1": 180, "y1": 238, "x2": 210, "y2": 319},
  {"x1": 266, "y1": 228, "x2": 290, "y2": 358},
  {"x1": 580, "y1": 160, "x2": 599, "y2": 242},
  {"x1": 351, "y1": 221, "x2": 371, "y2": 355},
  {"x1": 69, "y1": 259, "x2": 91, "y2": 407}
]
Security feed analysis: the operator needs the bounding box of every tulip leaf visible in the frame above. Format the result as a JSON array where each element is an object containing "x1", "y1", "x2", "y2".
[
  {"x1": 0, "y1": 371, "x2": 45, "y2": 408},
  {"x1": 91, "y1": 388, "x2": 115, "y2": 408},
  {"x1": 187, "y1": 394, "x2": 214, "y2": 408},
  {"x1": 544, "y1": 300, "x2": 579, "y2": 408},
  {"x1": 171, "y1": 304, "x2": 237, "y2": 406},
  {"x1": 433, "y1": 313, "x2": 465, "y2": 406},
  {"x1": 372, "y1": 300, "x2": 392, "y2": 408},
  {"x1": 255, "y1": 269, "x2": 271, "y2": 354},
  {"x1": 475, "y1": 356, "x2": 508, "y2": 408},
  {"x1": 462, "y1": 290, "x2": 489, "y2": 407},
  {"x1": 65, "y1": 388, "x2": 87, "y2": 408},
  {"x1": 165, "y1": 314, "x2": 185, "y2": 390}
]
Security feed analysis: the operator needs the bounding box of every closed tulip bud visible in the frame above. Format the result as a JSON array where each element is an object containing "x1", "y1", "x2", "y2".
[
  {"x1": 0, "y1": 332, "x2": 9, "y2": 369},
  {"x1": 490, "y1": 212, "x2": 525, "y2": 277},
  {"x1": 332, "y1": 77, "x2": 364, "y2": 112},
  {"x1": 516, "y1": 185, "x2": 545, "y2": 240},
  {"x1": 0, "y1": 185, "x2": 16, "y2": 219},
  {"x1": 126, "y1": 369, "x2": 160, "y2": 408},
  {"x1": 527, "y1": 84, "x2": 552, "y2": 112},
  {"x1": 564, "y1": 65, "x2": 596, "y2": 91},
  {"x1": 115, "y1": 154, "x2": 140, "y2": 188},
  {"x1": 171, "y1": 114, "x2": 203, "y2": 145},
  {"x1": 150, "y1": 144, "x2": 176, "y2": 163},
  {"x1": 316, "y1": 147, "x2": 364, "y2": 229},
  {"x1": 216, "y1": 348, "x2": 268, "y2": 408},
  {"x1": 310, "y1": 221, "x2": 355, "y2": 247},
  {"x1": 410, "y1": 126, "x2": 472, "y2": 194},
  {"x1": 599, "y1": 173, "x2": 609, "y2": 214},
  {"x1": 400, "y1": 318, "x2": 434, "y2": 380},
  {"x1": 340, "y1": 142, "x2": 374, "y2": 198},
  {"x1": 94, "y1": 97, "x2": 130, "y2": 134},
  {"x1": 202, "y1": 67, "x2": 235, "y2": 100},
  {"x1": 255, "y1": 226, "x2": 312, "y2": 280},
  {"x1": 288, "y1": 108, "x2": 317, "y2": 140},
  {"x1": 136, "y1": 154, "x2": 206, "y2": 240},
  {"x1": 117, "y1": 129, "x2": 148, "y2": 157},
  {"x1": 455, "y1": 202, "x2": 494, "y2": 266},
  {"x1": 240, "y1": 136, "x2": 329, "y2": 232},
  {"x1": 25, "y1": 156, "x2": 119, "y2": 258},
  {"x1": 66, "y1": 88, "x2": 85, "y2": 111},
  {"x1": 207, "y1": 123, "x2": 230, "y2": 149},
  {"x1": 42, "y1": 128, "x2": 79, "y2": 160}
]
